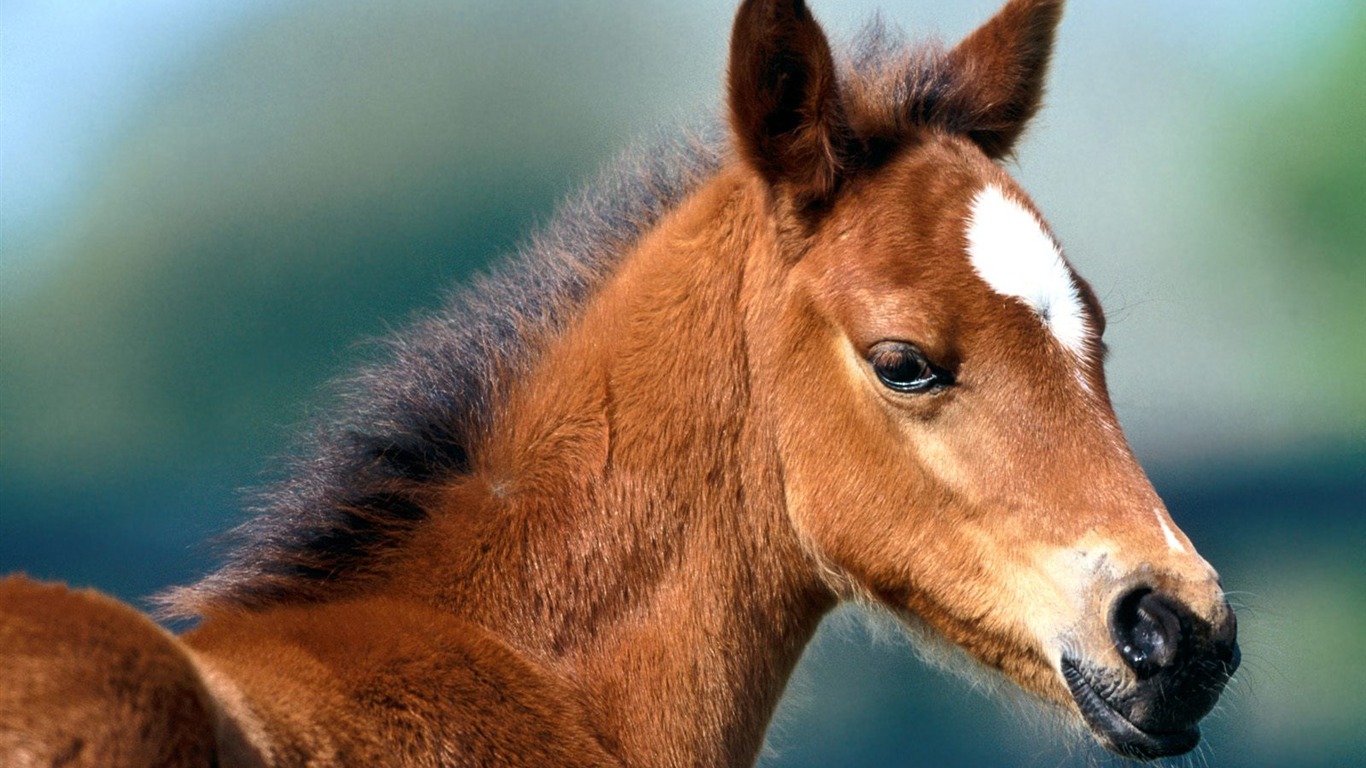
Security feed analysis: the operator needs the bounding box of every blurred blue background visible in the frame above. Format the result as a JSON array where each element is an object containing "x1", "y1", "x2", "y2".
[{"x1": 2, "y1": 1, "x2": 1362, "y2": 765}]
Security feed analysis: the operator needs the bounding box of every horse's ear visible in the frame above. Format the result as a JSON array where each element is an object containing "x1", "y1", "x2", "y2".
[
  {"x1": 728, "y1": 0, "x2": 848, "y2": 208},
  {"x1": 948, "y1": 0, "x2": 1064, "y2": 159}
]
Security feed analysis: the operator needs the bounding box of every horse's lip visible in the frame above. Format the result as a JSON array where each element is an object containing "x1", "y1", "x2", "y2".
[{"x1": 1061, "y1": 656, "x2": 1200, "y2": 760}]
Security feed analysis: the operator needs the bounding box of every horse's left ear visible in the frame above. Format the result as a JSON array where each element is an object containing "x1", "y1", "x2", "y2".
[
  {"x1": 948, "y1": 0, "x2": 1064, "y2": 159},
  {"x1": 728, "y1": 0, "x2": 849, "y2": 208}
]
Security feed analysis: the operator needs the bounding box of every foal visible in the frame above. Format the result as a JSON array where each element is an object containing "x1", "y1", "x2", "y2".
[{"x1": 0, "y1": 1, "x2": 1238, "y2": 765}]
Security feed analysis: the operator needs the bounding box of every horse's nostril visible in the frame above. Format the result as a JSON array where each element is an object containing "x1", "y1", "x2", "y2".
[{"x1": 1109, "y1": 588, "x2": 1184, "y2": 675}]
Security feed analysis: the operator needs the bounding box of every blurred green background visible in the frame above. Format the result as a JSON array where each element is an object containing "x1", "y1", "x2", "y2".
[{"x1": 2, "y1": 1, "x2": 1362, "y2": 765}]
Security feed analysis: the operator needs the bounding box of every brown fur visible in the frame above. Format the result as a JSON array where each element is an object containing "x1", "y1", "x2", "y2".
[
  {"x1": 1, "y1": 1, "x2": 1236, "y2": 765},
  {"x1": 728, "y1": 0, "x2": 849, "y2": 206},
  {"x1": 0, "y1": 578, "x2": 217, "y2": 767}
]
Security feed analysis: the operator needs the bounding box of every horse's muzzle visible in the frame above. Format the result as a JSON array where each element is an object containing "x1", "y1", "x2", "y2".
[{"x1": 1063, "y1": 587, "x2": 1239, "y2": 759}]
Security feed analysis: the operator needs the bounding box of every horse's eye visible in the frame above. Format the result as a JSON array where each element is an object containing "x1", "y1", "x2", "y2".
[{"x1": 868, "y1": 342, "x2": 952, "y2": 394}]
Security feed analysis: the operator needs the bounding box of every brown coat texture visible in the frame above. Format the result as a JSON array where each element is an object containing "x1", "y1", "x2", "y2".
[{"x1": 0, "y1": 1, "x2": 1237, "y2": 765}]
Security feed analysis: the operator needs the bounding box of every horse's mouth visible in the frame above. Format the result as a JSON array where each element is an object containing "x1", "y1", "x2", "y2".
[{"x1": 1061, "y1": 657, "x2": 1200, "y2": 760}]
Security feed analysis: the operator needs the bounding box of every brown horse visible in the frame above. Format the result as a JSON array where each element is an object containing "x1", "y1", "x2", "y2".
[{"x1": 0, "y1": 1, "x2": 1239, "y2": 765}]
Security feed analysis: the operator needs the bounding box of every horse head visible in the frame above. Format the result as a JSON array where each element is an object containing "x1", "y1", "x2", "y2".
[{"x1": 729, "y1": 0, "x2": 1238, "y2": 757}]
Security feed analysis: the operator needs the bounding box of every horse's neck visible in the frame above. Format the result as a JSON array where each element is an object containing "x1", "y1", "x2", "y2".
[{"x1": 409, "y1": 171, "x2": 834, "y2": 765}]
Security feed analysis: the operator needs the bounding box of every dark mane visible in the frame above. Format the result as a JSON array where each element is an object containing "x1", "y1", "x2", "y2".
[
  {"x1": 162, "y1": 22, "x2": 1001, "y2": 618},
  {"x1": 158, "y1": 128, "x2": 724, "y2": 616}
]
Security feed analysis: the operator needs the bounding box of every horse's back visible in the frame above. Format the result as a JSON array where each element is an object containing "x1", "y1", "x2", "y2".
[
  {"x1": 184, "y1": 595, "x2": 622, "y2": 766},
  {"x1": 0, "y1": 576, "x2": 218, "y2": 768},
  {"x1": 1, "y1": 578, "x2": 621, "y2": 766}
]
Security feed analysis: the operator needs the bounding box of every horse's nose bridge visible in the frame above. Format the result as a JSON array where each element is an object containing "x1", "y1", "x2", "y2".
[{"x1": 1076, "y1": 455, "x2": 1218, "y2": 585}]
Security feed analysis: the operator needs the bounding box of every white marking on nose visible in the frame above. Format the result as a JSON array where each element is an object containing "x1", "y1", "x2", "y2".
[
  {"x1": 1155, "y1": 507, "x2": 1187, "y2": 553},
  {"x1": 965, "y1": 185, "x2": 1089, "y2": 354}
]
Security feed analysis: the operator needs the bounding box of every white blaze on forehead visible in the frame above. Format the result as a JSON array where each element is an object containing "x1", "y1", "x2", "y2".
[{"x1": 966, "y1": 184, "x2": 1090, "y2": 354}]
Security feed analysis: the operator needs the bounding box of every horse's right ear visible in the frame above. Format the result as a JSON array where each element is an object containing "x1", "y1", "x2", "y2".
[
  {"x1": 946, "y1": 0, "x2": 1064, "y2": 159},
  {"x1": 728, "y1": 0, "x2": 848, "y2": 208}
]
